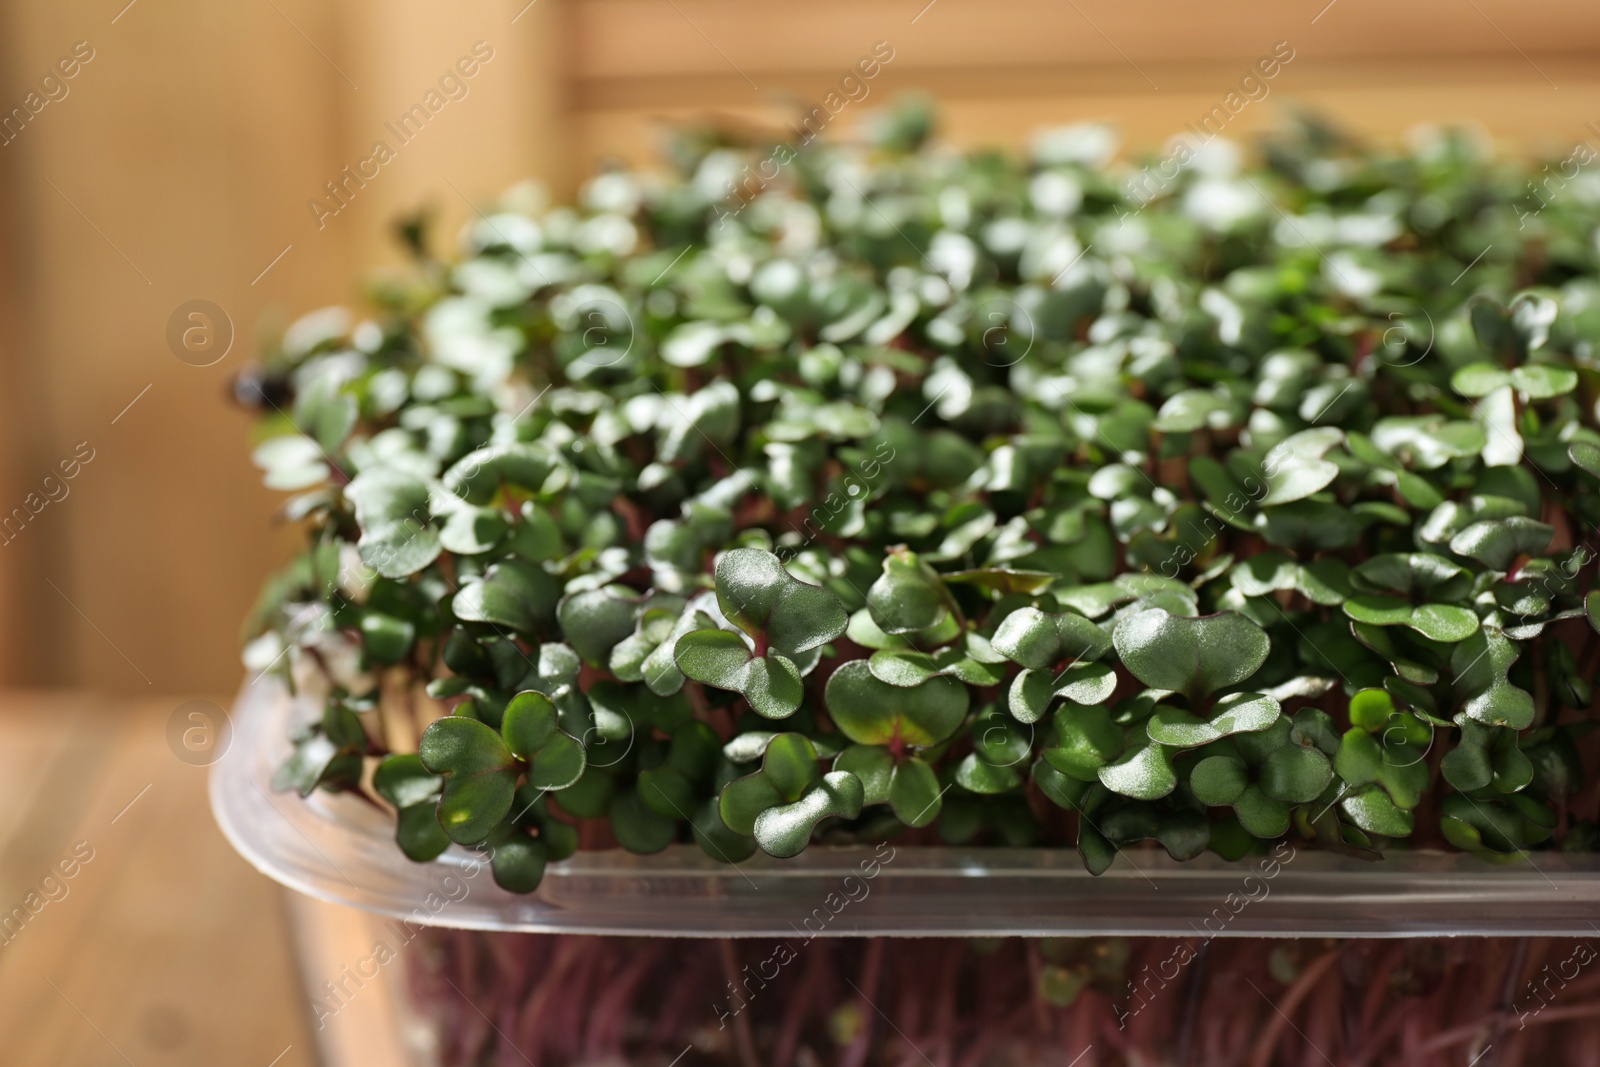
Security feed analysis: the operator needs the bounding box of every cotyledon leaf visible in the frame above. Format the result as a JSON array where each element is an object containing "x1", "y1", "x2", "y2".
[
  {"x1": 753, "y1": 772, "x2": 865, "y2": 858},
  {"x1": 825, "y1": 660, "x2": 970, "y2": 746},
  {"x1": 1112, "y1": 609, "x2": 1270, "y2": 700}
]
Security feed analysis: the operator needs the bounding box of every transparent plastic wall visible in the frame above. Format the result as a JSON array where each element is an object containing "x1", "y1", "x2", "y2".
[{"x1": 216, "y1": 681, "x2": 1600, "y2": 939}]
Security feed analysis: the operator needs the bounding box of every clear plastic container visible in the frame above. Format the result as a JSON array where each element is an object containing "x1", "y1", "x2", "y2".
[{"x1": 213, "y1": 679, "x2": 1600, "y2": 939}]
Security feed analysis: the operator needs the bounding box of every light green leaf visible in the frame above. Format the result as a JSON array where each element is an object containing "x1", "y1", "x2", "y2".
[
  {"x1": 1510, "y1": 364, "x2": 1577, "y2": 399},
  {"x1": 825, "y1": 660, "x2": 969, "y2": 746},
  {"x1": 1097, "y1": 740, "x2": 1177, "y2": 800},
  {"x1": 1450, "y1": 362, "x2": 1511, "y2": 398},
  {"x1": 1260, "y1": 427, "x2": 1344, "y2": 506}
]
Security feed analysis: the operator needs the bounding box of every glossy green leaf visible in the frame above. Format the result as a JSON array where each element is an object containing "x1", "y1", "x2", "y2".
[
  {"x1": 833, "y1": 744, "x2": 893, "y2": 805},
  {"x1": 991, "y1": 607, "x2": 1112, "y2": 671},
  {"x1": 888, "y1": 756, "x2": 943, "y2": 826},
  {"x1": 1571, "y1": 441, "x2": 1600, "y2": 480},
  {"x1": 866, "y1": 548, "x2": 957, "y2": 636},
  {"x1": 556, "y1": 586, "x2": 641, "y2": 664},
  {"x1": 502, "y1": 690, "x2": 587, "y2": 790},
  {"x1": 718, "y1": 733, "x2": 819, "y2": 837},
  {"x1": 956, "y1": 752, "x2": 1024, "y2": 793},
  {"x1": 1097, "y1": 740, "x2": 1177, "y2": 800},
  {"x1": 1510, "y1": 364, "x2": 1578, "y2": 399},
  {"x1": 1343, "y1": 596, "x2": 1478, "y2": 643},
  {"x1": 640, "y1": 608, "x2": 718, "y2": 696},
  {"x1": 1259, "y1": 745, "x2": 1332, "y2": 804},
  {"x1": 345, "y1": 469, "x2": 441, "y2": 579},
  {"x1": 1039, "y1": 702, "x2": 1119, "y2": 780},
  {"x1": 1347, "y1": 688, "x2": 1395, "y2": 731},
  {"x1": 1450, "y1": 362, "x2": 1511, "y2": 398},
  {"x1": 419, "y1": 715, "x2": 519, "y2": 845},
  {"x1": 394, "y1": 803, "x2": 452, "y2": 862},
  {"x1": 454, "y1": 560, "x2": 560, "y2": 633},
  {"x1": 674, "y1": 628, "x2": 804, "y2": 719},
  {"x1": 690, "y1": 798, "x2": 758, "y2": 863},
  {"x1": 486, "y1": 833, "x2": 549, "y2": 893},
  {"x1": 1260, "y1": 428, "x2": 1343, "y2": 506},
  {"x1": 443, "y1": 442, "x2": 556, "y2": 504},
  {"x1": 1448, "y1": 517, "x2": 1554, "y2": 571},
  {"x1": 1112, "y1": 609, "x2": 1270, "y2": 700},
  {"x1": 1451, "y1": 628, "x2": 1535, "y2": 730},
  {"x1": 1232, "y1": 785, "x2": 1290, "y2": 838},
  {"x1": 1340, "y1": 785, "x2": 1414, "y2": 837},
  {"x1": 374, "y1": 753, "x2": 443, "y2": 810},
  {"x1": 753, "y1": 772, "x2": 864, "y2": 857},
  {"x1": 825, "y1": 660, "x2": 969, "y2": 746},
  {"x1": 373, "y1": 754, "x2": 451, "y2": 862},
  {"x1": 716, "y1": 548, "x2": 848, "y2": 655},
  {"x1": 1189, "y1": 755, "x2": 1248, "y2": 805},
  {"x1": 609, "y1": 789, "x2": 677, "y2": 854},
  {"x1": 1146, "y1": 691, "x2": 1280, "y2": 747}
]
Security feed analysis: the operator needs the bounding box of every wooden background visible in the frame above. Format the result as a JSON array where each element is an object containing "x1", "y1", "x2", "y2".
[{"x1": 1, "y1": 0, "x2": 1598, "y2": 699}]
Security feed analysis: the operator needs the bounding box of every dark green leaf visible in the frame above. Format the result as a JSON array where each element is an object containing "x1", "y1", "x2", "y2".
[
  {"x1": 1112, "y1": 609, "x2": 1270, "y2": 700},
  {"x1": 716, "y1": 548, "x2": 848, "y2": 655},
  {"x1": 419, "y1": 715, "x2": 519, "y2": 845}
]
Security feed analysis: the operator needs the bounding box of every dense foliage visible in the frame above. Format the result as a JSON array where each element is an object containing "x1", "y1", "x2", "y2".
[{"x1": 244, "y1": 106, "x2": 1600, "y2": 893}]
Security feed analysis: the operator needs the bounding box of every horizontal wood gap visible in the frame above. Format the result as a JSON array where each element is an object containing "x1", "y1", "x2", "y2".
[
  {"x1": 573, "y1": 52, "x2": 1600, "y2": 111},
  {"x1": 574, "y1": 0, "x2": 1600, "y2": 79}
]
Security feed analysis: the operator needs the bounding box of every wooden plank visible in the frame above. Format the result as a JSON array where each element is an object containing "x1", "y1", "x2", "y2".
[
  {"x1": 571, "y1": 0, "x2": 1600, "y2": 82},
  {"x1": 0, "y1": 0, "x2": 351, "y2": 695},
  {"x1": 0, "y1": 0, "x2": 580, "y2": 697},
  {"x1": 0, "y1": 696, "x2": 318, "y2": 1067},
  {"x1": 574, "y1": 60, "x2": 1600, "y2": 172},
  {"x1": 573, "y1": 53, "x2": 1589, "y2": 112},
  {"x1": 335, "y1": 0, "x2": 576, "y2": 273}
]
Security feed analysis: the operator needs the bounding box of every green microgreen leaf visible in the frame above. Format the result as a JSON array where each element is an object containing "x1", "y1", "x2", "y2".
[
  {"x1": 418, "y1": 715, "x2": 519, "y2": 846},
  {"x1": 1112, "y1": 609, "x2": 1270, "y2": 701},
  {"x1": 373, "y1": 754, "x2": 451, "y2": 863},
  {"x1": 990, "y1": 607, "x2": 1112, "y2": 671},
  {"x1": 1146, "y1": 691, "x2": 1281, "y2": 747},
  {"x1": 345, "y1": 469, "x2": 441, "y2": 579},
  {"x1": 247, "y1": 104, "x2": 1600, "y2": 887},
  {"x1": 716, "y1": 548, "x2": 848, "y2": 655},
  {"x1": 674, "y1": 628, "x2": 805, "y2": 719},
  {"x1": 502, "y1": 690, "x2": 587, "y2": 789},
  {"x1": 824, "y1": 660, "x2": 970, "y2": 747}
]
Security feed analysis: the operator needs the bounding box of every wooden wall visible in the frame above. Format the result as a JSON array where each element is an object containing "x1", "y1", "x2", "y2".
[{"x1": 0, "y1": 0, "x2": 1594, "y2": 697}]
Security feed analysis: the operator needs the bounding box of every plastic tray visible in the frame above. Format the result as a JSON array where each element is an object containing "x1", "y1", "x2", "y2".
[{"x1": 212, "y1": 678, "x2": 1600, "y2": 938}]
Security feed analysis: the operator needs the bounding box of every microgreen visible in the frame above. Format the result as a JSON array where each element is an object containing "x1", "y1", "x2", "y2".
[{"x1": 248, "y1": 105, "x2": 1600, "y2": 891}]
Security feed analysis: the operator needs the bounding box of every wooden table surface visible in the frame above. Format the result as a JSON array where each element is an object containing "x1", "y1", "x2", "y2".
[{"x1": 0, "y1": 691, "x2": 323, "y2": 1067}]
